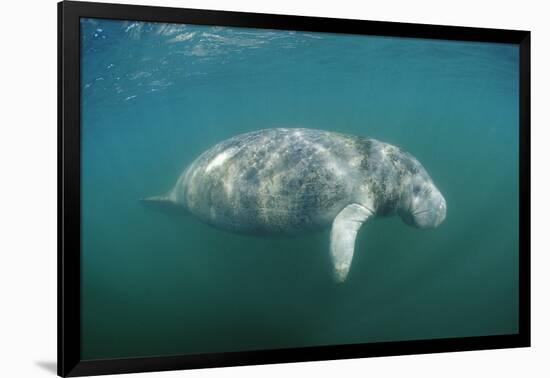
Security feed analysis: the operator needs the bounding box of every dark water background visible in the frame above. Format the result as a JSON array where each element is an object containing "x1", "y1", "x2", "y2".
[{"x1": 80, "y1": 18, "x2": 519, "y2": 360}]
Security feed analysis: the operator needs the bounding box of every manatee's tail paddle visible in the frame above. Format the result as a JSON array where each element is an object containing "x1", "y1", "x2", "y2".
[{"x1": 140, "y1": 192, "x2": 188, "y2": 215}]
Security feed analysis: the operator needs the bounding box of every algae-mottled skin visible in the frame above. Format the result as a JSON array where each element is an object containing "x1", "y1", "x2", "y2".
[{"x1": 160, "y1": 128, "x2": 446, "y2": 235}]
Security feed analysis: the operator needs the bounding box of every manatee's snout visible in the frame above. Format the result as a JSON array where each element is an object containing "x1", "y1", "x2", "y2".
[
  {"x1": 401, "y1": 182, "x2": 447, "y2": 229},
  {"x1": 413, "y1": 192, "x2": 446, "y2": 229}
]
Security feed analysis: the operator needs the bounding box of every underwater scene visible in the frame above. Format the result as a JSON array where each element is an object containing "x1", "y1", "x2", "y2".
[{"x1": 80, "y1": 18, "x2": 519, "y2": 360}]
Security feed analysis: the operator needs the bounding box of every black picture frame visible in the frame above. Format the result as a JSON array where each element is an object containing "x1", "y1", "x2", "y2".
[{"x1": 58, "y1": 1, "x2": 531, "y2": 376}]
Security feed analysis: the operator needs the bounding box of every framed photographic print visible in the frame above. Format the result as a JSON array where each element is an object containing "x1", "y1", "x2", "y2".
[{"x1": 58, "y1": 1, "x2": 530, "y2": 376}]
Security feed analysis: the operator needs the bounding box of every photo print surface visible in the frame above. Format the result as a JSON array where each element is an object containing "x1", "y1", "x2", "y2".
[{"x1": 80, "y1": 18, "x2": 519, "y2": 360}]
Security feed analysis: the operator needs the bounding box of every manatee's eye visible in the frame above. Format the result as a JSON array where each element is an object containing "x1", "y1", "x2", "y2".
[{"x1": 413, "y1": 185, "x2": 421, "y2": 195}]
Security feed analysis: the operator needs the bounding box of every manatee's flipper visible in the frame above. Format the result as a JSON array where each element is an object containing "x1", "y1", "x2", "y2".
[
  {"x1": 330, "y1": 203, "x2": 373, "y2": 282},
  {"x1": 140, "y1": 192, "x2": 188, "y2": 215}
]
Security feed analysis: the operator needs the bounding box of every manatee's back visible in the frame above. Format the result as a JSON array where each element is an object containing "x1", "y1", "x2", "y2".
[{"x1": 180, "y1": 128, "x2": 359, "y2": 235}]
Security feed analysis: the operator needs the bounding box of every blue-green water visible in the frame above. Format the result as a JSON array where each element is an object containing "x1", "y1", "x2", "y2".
[{"x1": 80, "y1": 18, "x2": 519, "y2": 360}]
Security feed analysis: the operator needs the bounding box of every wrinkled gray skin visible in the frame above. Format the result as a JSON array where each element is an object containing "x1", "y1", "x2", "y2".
[{"x1": 144, "y1": 128, "x2": 446, "y2": 282}]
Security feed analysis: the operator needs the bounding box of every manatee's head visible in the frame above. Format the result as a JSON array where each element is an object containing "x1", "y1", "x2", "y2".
[{"x1": 399, "y1": 169, "x2": 446, "y2": 229}]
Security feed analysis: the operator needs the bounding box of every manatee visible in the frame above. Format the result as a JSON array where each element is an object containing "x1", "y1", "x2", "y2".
[{"x1": 143, "y1": 128, "x2": 446, "y2": 282}]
